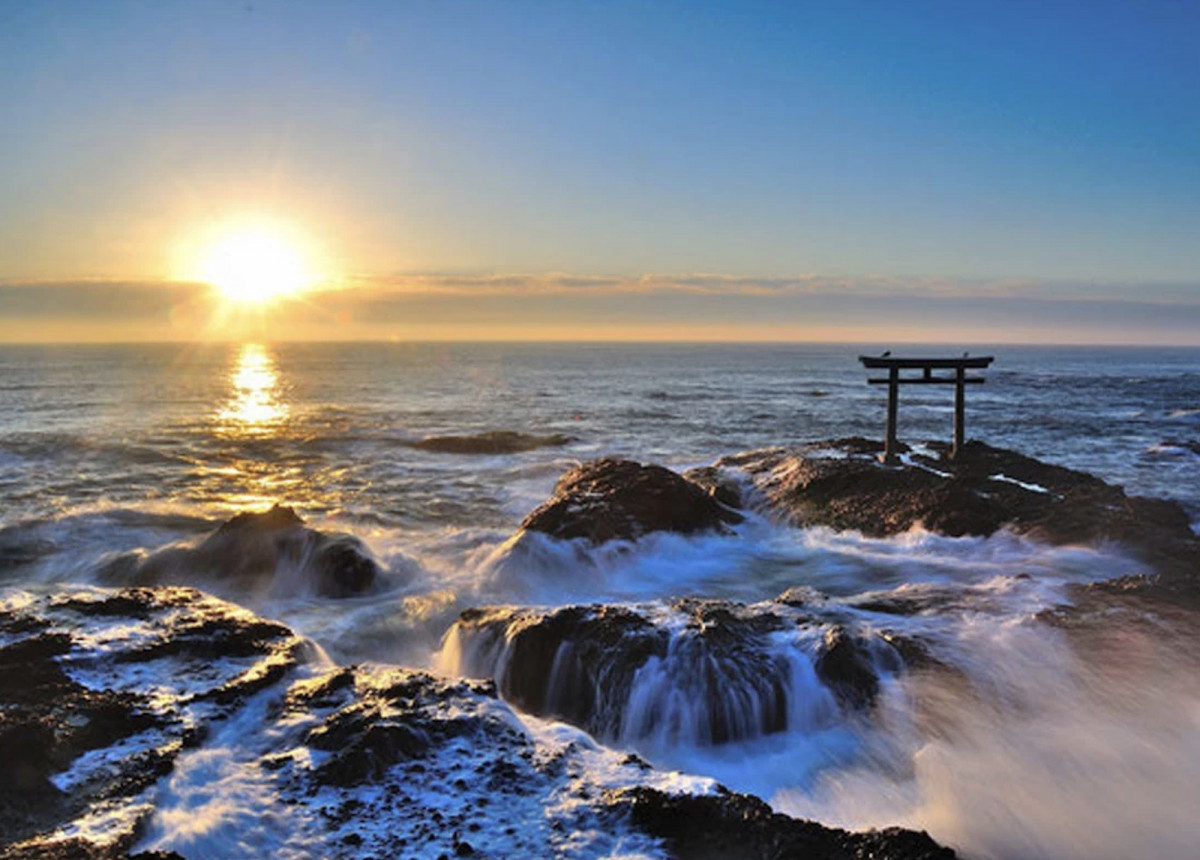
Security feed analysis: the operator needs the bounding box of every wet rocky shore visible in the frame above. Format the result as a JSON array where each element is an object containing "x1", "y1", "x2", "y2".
[
  {"x1": 5, "y1": 438, "x2": 1198, "y2": 858},
  {"x1": 0, "y1": 586, "x2": 952, "y2": 859}
]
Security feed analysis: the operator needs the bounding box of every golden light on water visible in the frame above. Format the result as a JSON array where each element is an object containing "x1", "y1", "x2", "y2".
[
  {"x1": 219, "y1": 343, "x2": 289, "y2": 431},
  {"x1": 202, "y1": 342, "x2": 323, "y2": 511}
]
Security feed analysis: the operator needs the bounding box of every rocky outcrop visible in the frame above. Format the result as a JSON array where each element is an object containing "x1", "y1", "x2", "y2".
[
  {"x1": 100, "y1": 505, "x2": 380, "y2": 598},
  {"x1": 0, "y1": 587, "x2": 299, "y2": 858},
  {"x1": 448, "y1": 604, "x2": 670, "y2": 738},
  {"x1": 442, "y1": 597, "x2": 904, "y2": 747},
  {"x1": 408, "y1": 430, "x2": 573, "y2": 455},
  {"x1": 720, "y1": 439, "x2": 1200, "y2": 580},
  {"x1": 520, "y1": 458, "x2": 743, "y2": 543},
  {"x1": 283, "y1": 661, "x2": 956, "y2": 859},
  {"x1": 610, "y1": 786, "x2": 956, "y2": 860},
  {"x1": 298, "y1": 669, "x2": 502, "y2": 788},
  {"x1": 0, "y1": 585, "x2": 958, "y2": 859}
]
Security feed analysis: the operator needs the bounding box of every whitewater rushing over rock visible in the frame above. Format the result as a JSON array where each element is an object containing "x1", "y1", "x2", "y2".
[
  {"x1": 439, "y1": 599, "x2": 903, "y2": 750},
  {"x1": 96, "y1": 505, "x2": 383, "y2": 599},
  {"x1": 0, "y1": 585, "x2": 954, "y2": 860}
]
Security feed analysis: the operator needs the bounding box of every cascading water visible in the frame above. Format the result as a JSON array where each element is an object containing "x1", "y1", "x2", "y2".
[{"x1": 438, "y1": 600, "x2": 905, "y2": 753}]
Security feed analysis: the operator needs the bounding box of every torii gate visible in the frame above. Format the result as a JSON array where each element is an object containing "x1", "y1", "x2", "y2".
[{"x1": 858, "y1": 354, "x2": 994, "y2": 463}]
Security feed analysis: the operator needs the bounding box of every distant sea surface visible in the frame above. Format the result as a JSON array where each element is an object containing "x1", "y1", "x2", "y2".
[
  {"x1": 3, "y1": 341, "x2": 1198, "y2": 528},
  {"x1": 3, "y1": 341, "x2": 1200, "y2": 859}
]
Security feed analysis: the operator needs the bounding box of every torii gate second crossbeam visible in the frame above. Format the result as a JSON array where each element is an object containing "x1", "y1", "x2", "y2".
[{"x1": 858, "y1": 354, "x2": 994, "y2": 463}]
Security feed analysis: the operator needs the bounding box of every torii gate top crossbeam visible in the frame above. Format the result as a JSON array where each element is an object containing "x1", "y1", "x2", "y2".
[{"x1": 859, "y1": 355, "x2": 994, "y2": 370}]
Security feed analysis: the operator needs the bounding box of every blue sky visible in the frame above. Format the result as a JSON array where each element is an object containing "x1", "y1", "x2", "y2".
[{"x1": 1, "y1": 0, "x2": 1197, "y2": 341}]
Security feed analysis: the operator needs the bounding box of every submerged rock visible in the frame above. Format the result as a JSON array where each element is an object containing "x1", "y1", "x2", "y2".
[
  {"x1": 521, "y1": 458, "x2": 743, "y2": 543},
  {"x1": 408, "y1": 430, "x2": 574, "y2": 454},
  {"x1": 442, "y1": 597, "x2": 903, "y2": 747},
  {"x1": 100, "y1": 504, "x2": 380, "y2": 598},
  {"x1": 815, "y1": 625, "x2": 893, "y2": 710},
  {"x1": 610, "y1": 786, "x2": 956, "y2": 860}
]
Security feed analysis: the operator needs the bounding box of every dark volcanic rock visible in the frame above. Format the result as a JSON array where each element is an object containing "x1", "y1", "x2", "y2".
[
  {"x1": 721, "y1": 439, "x2": 1200, "y2": 582},
  {"x1": 815, "y1": 626, "x2": 895, "y2": 710},
  {"x1": 450, "y1": 604, "x2": 669, "y2": 739},
  {"x1": 308, "y1": 702, "x2": 433, "y2": 785},
  {"x1": 681, "y1": 465, "x2": 746, "y2": 510},
  {"x1": 0, "y1": 587, "x2": 299, "y2": 857},
  {"x1": 1, "y1": 587, "x2": 949, "y2": 859},
  {"x1": 408, "y1": 430, "x2": 573, "y2": 455},
  {"x1": 102, "y1": 504, "x2": 380, "y2": 598},
  {"x1": 520, "y1": 458, "x2": 743, "y2": 543},
  {"x1": 611, "y1": 786, "x2": 956, "y2": 860},
  {"x1": 445, "y1": 598, "x2": 902, "y2": 746},
  {"x1": 300, "y1": 668, "x2": 500, "y2": 788}
]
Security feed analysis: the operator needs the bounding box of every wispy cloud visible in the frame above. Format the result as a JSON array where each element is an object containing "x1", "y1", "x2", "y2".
[
  {"x1": 0, "y1": 280, "x2": 208, "y2": 319},
  {"x1": 3, "y1": 274, "x2": 1198, "y2": 344},
  {"x1": 340, "y1": 272, "x2": 1200, "y2": 303}
]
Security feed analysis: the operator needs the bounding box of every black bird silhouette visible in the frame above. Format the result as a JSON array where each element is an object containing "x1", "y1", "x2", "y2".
[{"x1": 881, "y1": 350, "x2": 891, "y2": 357}]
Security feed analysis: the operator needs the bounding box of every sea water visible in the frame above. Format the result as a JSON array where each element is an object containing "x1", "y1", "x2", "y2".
[{"x1": 2, "y1": 341, "x2": 1199, "y2": 859}]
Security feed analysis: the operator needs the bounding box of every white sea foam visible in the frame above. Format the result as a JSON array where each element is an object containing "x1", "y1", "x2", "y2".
[
  {"x1": 430, "y1": 518, "x2": 1192, "y2": 859},
  {"x1": 988, "y1": 472, "x2": 1052, "y2": 493},
  {"x1": 137, "y1": 686, "x2": 324, "y2": 859}
]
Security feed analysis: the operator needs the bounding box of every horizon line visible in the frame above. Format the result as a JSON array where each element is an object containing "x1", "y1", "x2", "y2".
[{"x1": 3, "y1": 337, "x2": 1199, "y2": 349}]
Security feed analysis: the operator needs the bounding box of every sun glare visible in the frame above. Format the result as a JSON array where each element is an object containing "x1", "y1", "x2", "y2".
[{"x1": 194, "y1": 222, "x2": 317, "y2": 305}]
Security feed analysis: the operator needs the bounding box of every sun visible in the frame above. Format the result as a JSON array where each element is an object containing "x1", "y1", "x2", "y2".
[{"x1": 193, "y1": 221, "x2": 318, "y2": 305}]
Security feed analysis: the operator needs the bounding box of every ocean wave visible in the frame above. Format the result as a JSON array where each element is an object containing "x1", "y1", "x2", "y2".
[{"x1": 1145, "y1": 439, "x2": 1200, "y2": 457}]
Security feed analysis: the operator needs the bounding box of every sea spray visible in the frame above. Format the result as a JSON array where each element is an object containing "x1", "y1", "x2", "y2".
[{"x1": 775, "y1": 602, "x2": 1200, "y2": 860}]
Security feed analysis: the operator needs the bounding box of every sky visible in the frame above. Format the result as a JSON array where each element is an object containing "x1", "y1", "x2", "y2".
[{"x1": 1, "y1": 0, "x2": 1198, "y2": 343}]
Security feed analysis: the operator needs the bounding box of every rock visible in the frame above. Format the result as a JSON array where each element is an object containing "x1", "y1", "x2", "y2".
[
  {"x1": 5, "y1": 586, "x2": 938, "y2": 860},
  {"x1": 312, "y1": 535, "x2": 380, "y2": 597},
  {"x1": 0, "y1": 587, "x2": 299, "y2": 856},
  {"x1": 102, "y1": 504, "x2": 380, "y2": 598},
  {"x1": 520, "y1": 459, "x2": 743, "y2": 543},
  {"x1": 721, "y1": 439, "x2": 1200, "y2": 581},
  {"x1": 308, "y1": 703, "x2": 432, "y2": 785},
  {"x1": 444, "y1": 598, "x2": 901, "y2": 746},
  {"x1": 610, "y1": 786, "x2": 956, "y2": 860},
  {"x1": 449, "y1": 604, "x2": 668, "y2": 738},
  {"x1": 815, "y1": 626, "x2": 887, "y2": 709},
  {"x1": 408, "y1": 430, "x2": 573, "y2": 455},
  {"x1": 300, "y1": 667, "x2": 506, "y2": 789},
  {"x1": 682, "y1": 465, "x2": 745, "y2": 509}
]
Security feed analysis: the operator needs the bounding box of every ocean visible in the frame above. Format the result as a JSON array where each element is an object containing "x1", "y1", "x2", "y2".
[{"x1": 2, "y1": 341, "x2": 1199, "y2": 859}]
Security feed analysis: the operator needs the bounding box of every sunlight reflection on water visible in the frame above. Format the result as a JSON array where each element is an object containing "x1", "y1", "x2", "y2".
[{"x1": 218, "y1": 343, "x2": 289, "y2": 433}]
